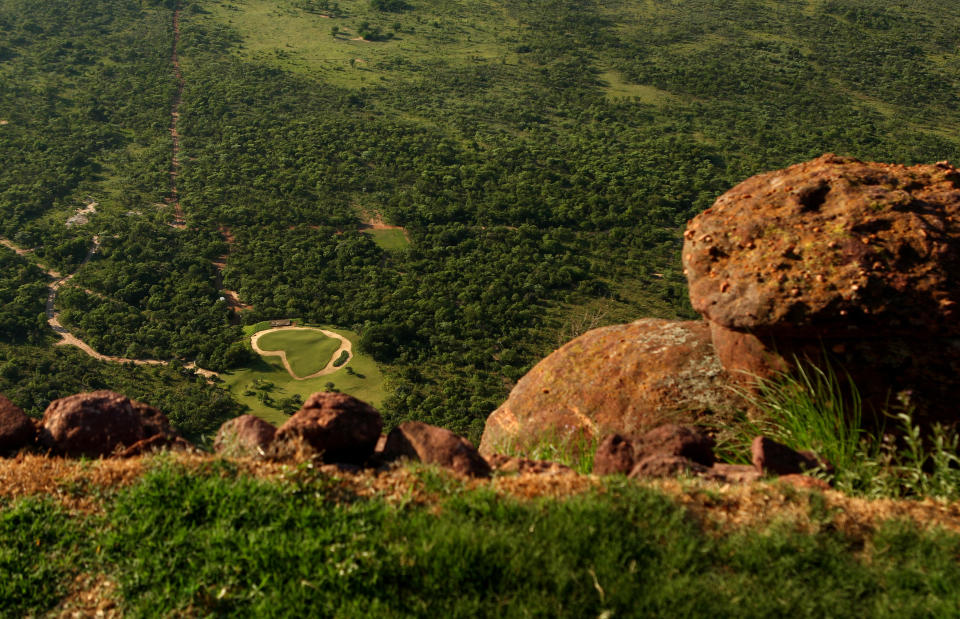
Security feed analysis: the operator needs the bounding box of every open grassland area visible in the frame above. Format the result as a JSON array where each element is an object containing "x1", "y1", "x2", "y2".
[
  {"x1": 5, "y1": 456, "x2": 960, "y2": 616},
  {"x1": 362, "y1": 227, "x2": 409, "y2": 250},
  {"x1": 256, "y1": 328, "x2": 342, "y2": 377},
  {"x1": 223, "y1": 323, "x2": 384, "y2": 425}
]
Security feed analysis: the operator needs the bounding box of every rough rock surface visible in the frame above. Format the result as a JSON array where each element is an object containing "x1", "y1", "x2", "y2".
[
  {"x1": 480, "y1": 319, "x2": 744, "y2": 456},
  {"x1": 684, "y1": 154, "x2": 960, "y2": 336},
  {"x1": 214, "y1": 414, "x2": 276, "y2": 457},
  {"x1": 486, "y1": 453, "x2": 573, "y2": 475},
  {"x1": 777, "y1": 474, "x2": 832, "y2": 491},
  {"x1": 751, "y1": 436, "x2": 822, "y2": 476},
  {"x1": 629, "y1": 454, "x2": 707, "y2": 479},
  {"x1": 274, "y1": 392, "x2": 382, "y2": 463},
  {"x1": 0, "y1": 394, "x2": 36, "y2": 454},
  {"x1": 39, "y1": 391, "x2": 171, "y2": 458},
  {"x1": 383, "y1": 421, "x2": 491, "y2": 478}
]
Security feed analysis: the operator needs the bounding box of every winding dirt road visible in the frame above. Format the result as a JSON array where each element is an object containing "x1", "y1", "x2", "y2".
[
  {"x1": 250, "y1": 326, "x2": 352, "y2": 380},
  {"x1": 1, "y1": 236, "x2": 218, "y2": 379}
]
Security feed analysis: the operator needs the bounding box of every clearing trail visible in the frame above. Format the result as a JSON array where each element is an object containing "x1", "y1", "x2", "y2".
[
  {"x1": 165, "y1": 2, "x2": 186, "y2": 229},
  {"x1": 250, "y1": 326, "x2": 352, "y2": 380}
]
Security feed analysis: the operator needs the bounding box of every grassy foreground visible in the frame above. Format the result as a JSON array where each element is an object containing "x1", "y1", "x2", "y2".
[{"x1": 4, "y1": 455, "x2": 960, "y2": 616}]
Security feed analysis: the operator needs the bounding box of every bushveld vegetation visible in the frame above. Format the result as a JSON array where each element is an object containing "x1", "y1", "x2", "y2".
[{"x1": 1, "y1": 0, "x2": 959, "y2": 442}]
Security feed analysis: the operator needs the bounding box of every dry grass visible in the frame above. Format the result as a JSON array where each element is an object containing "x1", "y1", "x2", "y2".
[{"x1": 4, "y1": 453, "x2": 960, "y2": 539}]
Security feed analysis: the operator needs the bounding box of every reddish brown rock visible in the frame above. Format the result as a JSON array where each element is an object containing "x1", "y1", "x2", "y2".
[
  {"x1": 479, "y1": 319, "x2": 745, "y2": 458},
  {"x1": 118, "y1": 434, "x2": 195, "y2": 458},
  {"x1": 487, "y1": 453, "x2": 573, "y2": 475},
  {"x1": 382, "y1": 421, "x2": 491, "y2": 478},
  {"x1": 274, "y1": 392, "x2": 382, "y2": 463},
  {"x1": 39, "y1": 391, "x2": 171, "y2": 458},
  {"x1": 0, "y1": 394, "x2": 35, "y2": 454},
  {"x1": 684, "y1": 154, "x2": 960, "y2": 337},
  {"x1": 214, "y1": 415, "x2": 276, "y2": 457},
  {"x1": 637, "y1": 424, "x2": 715, "y2": 467},
  {"x1": 629, "y1": 454, "x2": 707, "y2": 479},
  {"x1": 751, "y1": 436, "x2": 822, "y2": 476},
  {"x1": 707, "y1": 463, "x2": 762, "y2": 484},
  {"x1": 593, "y1": 434, "x2": 635, "y2": 476}
]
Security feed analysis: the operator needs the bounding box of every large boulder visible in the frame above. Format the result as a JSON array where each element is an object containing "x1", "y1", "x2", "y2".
[
  {"x1": 39, "y1": 391, "x2": 172, "y2": 458},
  {"x1": 214, "y1": 414, "x2": 276, "y2": 457},
  {"x1": 683, "y1": 155, "x2": 960, "y2": 422},
  {"x1": 274, "y1": 392, "x2": 382, "y2": 464},
  {"x1": 382, "y1": 421, "x2": 491, "y2": 478},
  {"x1": 684, "y1": 154, "x2": 960, "y2": 336},
  {"x1": 479, "y1": 319, "x2": 744, "y2": 457},
  {"x1": 0, "y1": 394, "x2": 35, "y2": 455}
]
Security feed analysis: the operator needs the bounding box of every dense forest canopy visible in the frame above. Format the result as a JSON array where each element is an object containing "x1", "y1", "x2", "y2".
[{"x1": 1, "y1": 0, "x2": 958, "y2": 440}]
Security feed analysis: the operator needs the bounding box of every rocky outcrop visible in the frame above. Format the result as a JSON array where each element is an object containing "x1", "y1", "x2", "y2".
[
  {"x1": 683, "y1": 154, "x2": 960, "y2": 423},
  {"x1": 274, "y1": 392, "x2": 382, "y2": 464},
  {"x1": 0, "y1": 394, "x2": 35, "y2": 455},
  {"x1": 479, "y1": 319, "x2": 744, "y2": 457},
  {"x1": 214, "y1": 414, "x2": 276, "y2": 457},
  {"x1": 594, "y1": 425, "x2": 715, "y2": 476},
  {"x1": 382, "y1": 421, "x2": 491, "y2": 478},
  {"x1": 39, "y1": 391, "x2": 172, "y2": 458}
]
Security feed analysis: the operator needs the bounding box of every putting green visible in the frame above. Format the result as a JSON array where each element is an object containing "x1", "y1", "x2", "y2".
[{"x1": 257, "y1": 329, "x2": 342, "y2": 377}]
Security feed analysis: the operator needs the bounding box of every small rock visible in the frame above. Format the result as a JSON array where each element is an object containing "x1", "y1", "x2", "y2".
[
  {"x1": 593, "y1": 434, "x2": 635, "y2": 475},
  {"x1": 776, "y1": 474, "x2": 831, "y2": 491},
  {"x1": 628, "y1": 454, "x2": 708, "y2": 479},
  {"x1": 0, "y1": 394, "x2": 36, "y2": 455},
  {"x1": 636, "y1": 424, "x2": 715, "y2": 467},
  {"x1": 214, "y1": 414, "x2": 276, "y2": 457},
  {"x1": 382, "y1": 421, "x2": 491, "y2": 478},
  {"x1": 274, "y1": 392, "x2": 382, "y2": 464},
  {"x1": 751, "y1": 436, "x2": 822, "y2": 475},
  {"x1": 118, "y1": 434, "x2": 195, "y2": 458},
  {"x1": 39, "y1": 391, "x2": 171, "y2": 458},
  {"x1": 706, "y1": 463, "x2": 762, "y2": 484},
  {"x1": 487, "y1": 453, "x2": 573, "y2": 475}
]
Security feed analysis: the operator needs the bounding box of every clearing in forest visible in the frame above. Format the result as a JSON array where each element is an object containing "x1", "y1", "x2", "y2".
[{"x1": 222, "y1": 322, "x2": 385, "y2": 425}]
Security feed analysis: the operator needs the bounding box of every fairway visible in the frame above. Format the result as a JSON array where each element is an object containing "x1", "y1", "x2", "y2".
[
  {"x1": 256, "y1": 329, "x2": 341, "y2": 377},
  {"x1": 222, "y1": 324, "x2": 386, "y2": 426}
]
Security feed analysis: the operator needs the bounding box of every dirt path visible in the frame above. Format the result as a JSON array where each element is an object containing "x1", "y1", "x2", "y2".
[
  {"x1": 250, "y1": 326, "x2": 352, "y2": 380},
  {"x1": 166, "y1": 3, "x2": 186, "y2": 229},
  {"x1": 2, "y1": 236, "x2": 218, "y2": 379}
]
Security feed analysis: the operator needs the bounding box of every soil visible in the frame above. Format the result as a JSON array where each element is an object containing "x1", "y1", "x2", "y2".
[{"x1": 250, "y1": 326, "x2": 353, "y2": 380}]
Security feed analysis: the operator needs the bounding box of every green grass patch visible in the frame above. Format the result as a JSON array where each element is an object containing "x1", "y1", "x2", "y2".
[
  {"x1": 362, "y1": 227, "x2": 409, "y2": 250},
  {"x1": 256, "y1": 328, "x2": 342, "y2": 377},
  {"x1": 222, "y1": 325, "x2": 384, "y2": 425}
]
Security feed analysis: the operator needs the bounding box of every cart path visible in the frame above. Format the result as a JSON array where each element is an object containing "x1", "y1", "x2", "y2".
[{"x1": 250, "y1": 326, "x2": 353, "y2": 380}]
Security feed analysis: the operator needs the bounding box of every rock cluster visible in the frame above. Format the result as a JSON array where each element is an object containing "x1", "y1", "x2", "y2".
[
  {"x1": 481, "y1": 154, "x2": 960, "y2": 461},
  {"x1": 592, "y1": 423, "x2": 828, "y2": 489}
]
